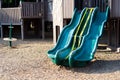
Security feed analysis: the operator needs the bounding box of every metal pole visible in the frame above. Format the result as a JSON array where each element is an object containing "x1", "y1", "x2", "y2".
[{"x1": 9, "y1": 23, "x2": 13, "y2": 47}]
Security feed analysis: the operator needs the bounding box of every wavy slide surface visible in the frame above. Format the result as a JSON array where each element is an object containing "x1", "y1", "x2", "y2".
[
  {"x1": 48, "y1": 7, "x2": 109, "y2": 67},
  {"x1": 69, "y1": 7, "x2": 109, "y2": 67},
  {"x1": 55, "y1": 8, "x2": 96, "y2": 66},
  {"x1": 48, "y1": 8, "x2": 86, "y2": 63}
]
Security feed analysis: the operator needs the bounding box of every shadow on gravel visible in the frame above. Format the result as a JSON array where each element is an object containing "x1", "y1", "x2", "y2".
[{"x1": 70, "y1": 60, "x2": 120, "y2": 74}]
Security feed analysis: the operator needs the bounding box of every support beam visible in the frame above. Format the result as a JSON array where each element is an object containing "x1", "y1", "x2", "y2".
[
  {"x1": 41, "y1": 0, "x2": 45, "y2": 39},
  {"x1": 107, "y1": 21, "x2": 111, "y2": 46},
  {"x1": 21, "y1": 20, "x2": 24, "y2": 40},
  {"x1": 63, "y1": 19, "x2": 67, "y2": 26},
  {"x1": 53, "y1": 25, "x2": 56, "y2": 44},
  {"x1": 117, "y1": 19, "x2": 120, "y2": 47},
  {"x1": 0, "y1": 25, "x2": 3, "y2": 39},
  {"x1": 0, "y1": 0, "x2": 1, "y2": 8},
  {"x1": 42, "y1": 18, "x2": 45, "y2": 39}
]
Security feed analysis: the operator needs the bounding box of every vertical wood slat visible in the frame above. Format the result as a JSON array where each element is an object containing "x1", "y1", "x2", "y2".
[
  {"x1": 95, "y1": 0, "x2": 108, "y2": 12},
  {"x1": 110, "y1": 0, "x2": 120, "y2": 18},
  {"x1": 21, "y1": 2, "x2": 42, "y2": 18}
]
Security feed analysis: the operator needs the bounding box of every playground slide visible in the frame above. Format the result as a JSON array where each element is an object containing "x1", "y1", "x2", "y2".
[
  {"x1": 48, "y1": 8, "x2": 86, "y2": 63},
  {"x1": 69, "y1": 7, "x2": 109, "y2": 67},
  {"x1": 55, "y1": 8, "x2": 97, "y2": 66}
]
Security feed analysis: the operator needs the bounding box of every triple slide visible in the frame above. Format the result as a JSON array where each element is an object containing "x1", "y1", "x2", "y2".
[{"x1": 48, "y1": 7, "x2": 109, "y2": 67}]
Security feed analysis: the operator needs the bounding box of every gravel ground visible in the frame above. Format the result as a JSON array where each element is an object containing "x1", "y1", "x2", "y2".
[{"x1": 0, "y1": 39, "x2": 120, "y2": 80}]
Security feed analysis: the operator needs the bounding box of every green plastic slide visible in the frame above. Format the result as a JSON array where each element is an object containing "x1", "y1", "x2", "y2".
[
  {"x1": 48, "y1": 8, "x2": 86, "y2": 63},
  {"x1": 48, "y1": 7, "x2": 109, "y2": 67},
  {"x1": 69, "y1": 7, "x2": 109, "y2": 67},
  {"x1": 55, "y1": 8, "x2": 96, "y2": 66}
]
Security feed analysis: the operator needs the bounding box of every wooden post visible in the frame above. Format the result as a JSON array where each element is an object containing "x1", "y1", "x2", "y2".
[
  {"x1": 0, "y1": 25, "x2": 3, "y2": 39},
  {"x1": 42, "y1": 18, "x2": 45, "y2": 39},
  {"x1": 63, "y1": 19, "x2": 67, "y2": 26},
  {"x1": 21, "y1": 19, "x2": 24, "y2": 40},
  {"x1": 117, "y1": 19, "x2": 120, "y2": 47},
  {"x1": 41, "y1": 0, "x2": 45, "y2": 39},
  {"x1": 107, "y1": 20, "x2": 111, "y2": 46},
  {"x1": 0, "y1": 0, "x2": 1, "y2": 8},
  {"x1": 114, "y1": 19, "x2": 117, "y2": 48}
]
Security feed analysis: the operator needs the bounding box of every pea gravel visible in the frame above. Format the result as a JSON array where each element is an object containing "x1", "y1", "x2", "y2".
[{"x1": 0, "y1": 39, "x2": 120, "y2": 80}]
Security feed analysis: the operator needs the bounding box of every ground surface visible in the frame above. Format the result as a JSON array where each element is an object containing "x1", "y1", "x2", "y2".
[{"x1": 0, "y1": 39, "x2": 120, "y2": 80}]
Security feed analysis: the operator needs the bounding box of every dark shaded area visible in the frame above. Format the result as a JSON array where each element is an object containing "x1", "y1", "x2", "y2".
[
  {"x1": 1, "y1": 0, "x2": 37, "y2": 8},
  {"x1": 45, "y1": 21, "x2": 53, "y2": 39},
  {"x1": 64, "y1": 60, "x2": 120, "y2": 74},
  {"x1": 3, "y1": 25, "x2": 21, "y2": 38},
  {"x1": 75, "y1": 0, "x2": 108, "y2": 12},
  {"x1": 23, "y1": 18, "x2": 42, "y2": 39}
]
